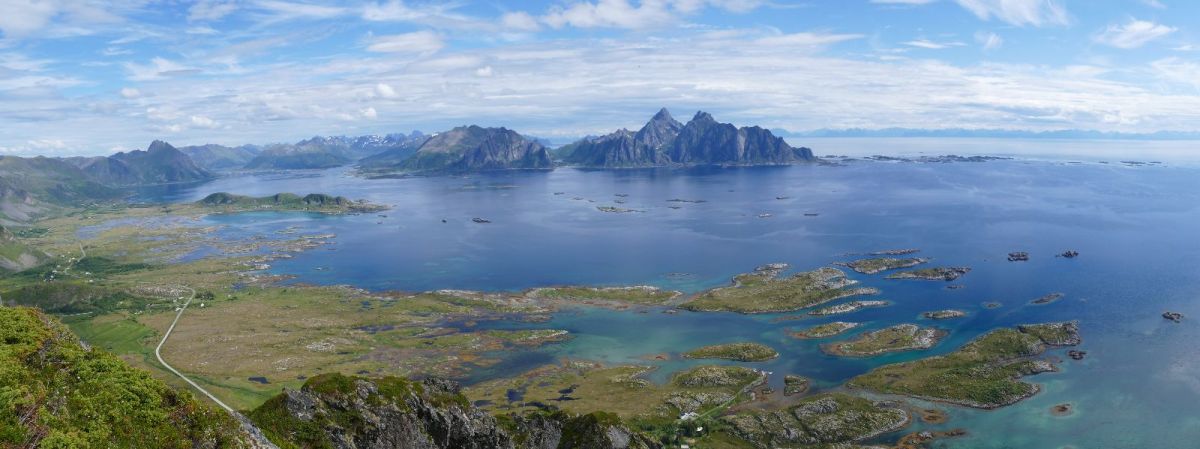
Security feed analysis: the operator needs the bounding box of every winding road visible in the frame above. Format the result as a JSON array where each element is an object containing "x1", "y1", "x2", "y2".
[
  {"x1": 153, "y1": 285, "x2": 236, "y2": 413},
  {"x1": 153, "y1": 285, "x2": 279, "y2": 448}
]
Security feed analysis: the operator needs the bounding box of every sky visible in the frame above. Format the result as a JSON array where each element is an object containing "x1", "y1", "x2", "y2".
[{"x1": 1, "y1": 0, "x2": 1199, "y2": 156}]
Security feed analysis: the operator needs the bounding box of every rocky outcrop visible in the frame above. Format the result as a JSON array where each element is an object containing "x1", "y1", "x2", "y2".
[
  {"x1": 249, "y1": 373, "x2": 660, "y2": 449},
  {"x1": 390, "y1": 126, "x2": 552, "y2": 174}
]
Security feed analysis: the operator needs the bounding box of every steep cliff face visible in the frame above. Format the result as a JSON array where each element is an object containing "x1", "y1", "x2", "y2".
[
  {"x1": 398, "y1": 126, "x2": 552, "y2": 174},
  {"x1": 562, "y1": 109, "x2": 812, "y2": 168},
  {"x1": 248, "y1": 374, "x2": 660, "y2": 449},
  {"x1": 668, "y1": 112, "x2": 813, "y2": 165},
  {"x1": 633, "y1": 108, "x2": 683, "y2": 152},
  {"x1": 561, "y1": 109, "x2": 680, "y2": 167}
]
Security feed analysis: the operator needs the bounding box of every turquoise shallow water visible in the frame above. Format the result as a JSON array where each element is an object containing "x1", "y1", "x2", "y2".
[{"x1": 129, "y1": 156, "x2": 1200, "y2": 448}]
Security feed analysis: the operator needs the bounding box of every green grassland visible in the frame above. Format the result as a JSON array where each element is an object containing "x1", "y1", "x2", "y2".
[
  {"x1": 723, "y1": 393, "x2": 909, "y2": 448},
  {"x1": 682, "y1": 342, "x2": 779, "y2": 362},
  {"x1": 790, "y1": 321, "x2": 860, "y2": 339},
  {"x1": 465, "y1": 362, "x2": 764, "y2": 419},
  {"x1": 838, "y1": 257, "x2": 928, "y2": 274},
  {"x1": 847, "y1": 323, "x2": 1081, "y2": 408},
  {"x1": 824, "y1": 324, "x2": 946, "y2": 357},
  {"x1": 681, "y1": 265, "x2": 879, "y2": 314},
  {"x1": 526, "y1": 286, "x2": 681, "y2": 305}
]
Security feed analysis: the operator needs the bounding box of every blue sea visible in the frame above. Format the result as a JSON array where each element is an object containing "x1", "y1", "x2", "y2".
[{"x1": 128, "y1": 139, "x2": 1200, "y2": 448}]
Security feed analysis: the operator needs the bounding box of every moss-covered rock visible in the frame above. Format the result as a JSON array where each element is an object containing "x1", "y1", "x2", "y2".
[{"x1": 0, "y1": 307, "x2": 249, "y2": 448}]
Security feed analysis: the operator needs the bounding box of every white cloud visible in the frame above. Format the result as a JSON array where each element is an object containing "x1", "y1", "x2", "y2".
[
  {"x1": 1151, "y1": 58, "x2": 1200, "y2": 89},
  {"x1": 0, "y1": 0, "x2": 126, "y2": 39},
  {"x1": 539, "y1": 0, "x2": 766, "y2": 29},
  {"x1": 475, "y1": 65, "x2": 494, "y2": 77},
  {"x1": 542, "y1": 0, "x2": 676, "y2": 29},
  {"x1": 904, "y1": 39, "x2": 966, "y2": 49},
  {"x1": 123, "y1": 57, "x2": 200, "y2": 81},
  {"x1": 119, "y1": 87, "x2": 141, "y2": 98},
  {"x1": 375, "y1": 83, "x2": 397, "y2": 98},
  {"x1": 252, "y1": 0, "x2": 346, "y2": 22},
  {"x1": 954, "y1": 0, "x2": 1069, "y2": 27},
  {"x1": 1095, "y1": 19, "x2": 1176, "y2": 49},
  {"x1": 1142, "y1": 0, "x2": 1166, "y2": 8},
  {"x1": 975, "y1": 31, "x2": 1003, "y2": 50},
  {"x1": 361, "y1": 107, "x2": 378, "y2": 119},
  {"x1": 871, "y1": 0, "x2": 937, "y2": 4},
  {"x1": 755, "y1": 32, "x2": 864, "y2": 48},
  {"x1": 186, "y1": 26, "x2": 220, "y2": 35},
  {"x1": 190, "y1": 115, "x2": 219, "y2": 128},
  {"x1": 188, "y1": 0, "x2": 238, "y2": 22},
  {"x1": 501, "y1": 11, "x2": 541, "y2": 32},
  {"x1": 366, "y1": 31, "x2": 444, "y2": 54}
]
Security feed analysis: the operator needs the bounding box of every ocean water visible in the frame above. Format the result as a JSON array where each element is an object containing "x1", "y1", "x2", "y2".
[{"x1": 128, "y1": 146, "x2": 1200, "y2": 448}]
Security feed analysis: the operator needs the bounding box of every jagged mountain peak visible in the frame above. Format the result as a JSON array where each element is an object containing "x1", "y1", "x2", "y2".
[
  {"x1": 652, "y1": 107, "x2": 673, "y2": 121},
  {"x1": 690, "y1": 110, "x2": 716, "y2": 124},
  {"x1": 146, "y1": 140, "x2": 176, "y2": 152}
]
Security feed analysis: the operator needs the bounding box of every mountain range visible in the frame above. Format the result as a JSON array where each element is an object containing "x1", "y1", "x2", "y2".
[
  {"x1": 66, "y1": 140, "x2": 214, "y2": 186},
  {"x1": 558, "y1": 109, "x2": 813, "y2": 168},
  {"x1": 360, "y1": 125, "x2": 553, "y2": 174}
]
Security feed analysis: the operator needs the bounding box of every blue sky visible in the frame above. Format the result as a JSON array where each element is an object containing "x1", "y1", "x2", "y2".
[{"x1": 1, "y1": 0, "x2": 1198, "y2": 155}]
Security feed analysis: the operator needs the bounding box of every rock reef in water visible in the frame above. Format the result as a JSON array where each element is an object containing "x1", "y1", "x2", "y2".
[{"x1": 886, "y1": 267, "x2": 971, "y2": 281}]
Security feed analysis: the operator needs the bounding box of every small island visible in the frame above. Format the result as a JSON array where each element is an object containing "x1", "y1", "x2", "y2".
[
  {"x1": 791, "y1": 321, "x2": 860, "y2": 339},
  {"x1": 783, "y1": 375, "x2": 811, "y2": 396},
  {"x1": 824, "y1": 324, "x2": 946, "y2": 357},
  {"x1": 197, "y1": 192, "x2": 387, "y2": 213},
  {"x1": 886, "y1": 267, "x2": 971, "y2": 281},
  {"x1": 681, "y1": 264, "x2": 879, "y2": 313},
  {"x1": 526, "y1": 286, "x2": 681, "y2": 305},
  {"x1": 724, "y1": 394, "x2": 909, "y2": 448},
  {"x1": 848, "y1": 321, "x2": 1081, "y2": 409},
  {"x1": 682, "y1": 342, "x2": 779, "y2": 362},
  {"x1": 923, "y1": 309, "x2": 967, "y2": 320},
  {"x1": 808, "y1": 300, "x2": 889, "y2": 316},
  {"x1": 837, "y1": 257, "x2": 928, "y2": 274},
  {"x1": 596, "y1": 206, "x2": 644, "y2": 213},
  {"x1": 1031, "y1": 292, "x2": 1065, "y2": 305}
]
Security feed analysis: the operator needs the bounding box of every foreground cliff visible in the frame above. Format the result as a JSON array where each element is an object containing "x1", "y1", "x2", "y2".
[
  {"x1": 248, "y1": 373, "x2": 661, "y2": 449},
  {"x1": 0, "y1": 306, "x2": 252, "y2": 448}
]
